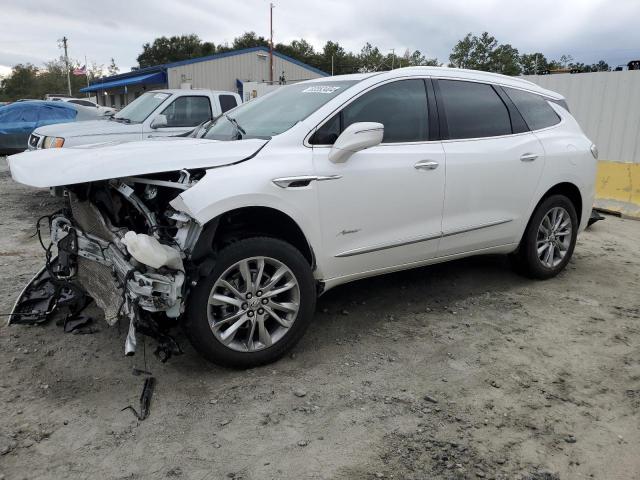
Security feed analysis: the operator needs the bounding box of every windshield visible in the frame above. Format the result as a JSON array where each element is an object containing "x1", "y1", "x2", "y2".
[
  {"x1": 203, "y1": 81, "x2": 358, "y2": 140},
  {"x1": 114, "y1": 91, "x2": 170, "y2": 123}
]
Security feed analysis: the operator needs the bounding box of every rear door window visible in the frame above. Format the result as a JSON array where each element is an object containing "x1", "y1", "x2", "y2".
[
  {"x1": 504, "y1": 87, "x2": 561, "y2": 130},
  {"x1": 161, "y1": 96, "x2": 212, "y2": 127},
  {"x1": 438, "y1": 80, "x2": 512, "y2": 139}
]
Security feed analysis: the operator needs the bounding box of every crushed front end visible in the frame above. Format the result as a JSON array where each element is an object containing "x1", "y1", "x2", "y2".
[{"x1": 11, "y1": 170, "x2": 203, "y2": 361}]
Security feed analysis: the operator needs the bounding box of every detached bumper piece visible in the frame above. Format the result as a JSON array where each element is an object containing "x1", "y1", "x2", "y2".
[
  {"x1": 9, "y1": 261, "x2": 90, "y2": 326},
  {"x1": 587, "y1": 209, "x2": 605, "y2": 228},
  {"x1": 11, "y1": 210, "x2": 184, "y2": 362}
]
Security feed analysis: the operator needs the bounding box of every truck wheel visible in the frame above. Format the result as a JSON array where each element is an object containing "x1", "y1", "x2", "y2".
[
  {"x1": 516, "y1": 194, "x2": 578, "y2": 279},
  {"x1": 184, "y1": 237, "x2": 316, "y2": 368}
]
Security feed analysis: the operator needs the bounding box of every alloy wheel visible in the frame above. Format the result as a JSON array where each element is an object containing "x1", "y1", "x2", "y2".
[
  {"x1": 207, "y1": 256, "x2": 301, "y2": 352},
  {"x1": 536, "y1": 206, "x2": 572, "y2": 268}
]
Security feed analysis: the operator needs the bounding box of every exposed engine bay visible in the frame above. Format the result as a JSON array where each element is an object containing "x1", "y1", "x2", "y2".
[{"x1": 11, "y1": 169, "x2": 206, "y2": 361}]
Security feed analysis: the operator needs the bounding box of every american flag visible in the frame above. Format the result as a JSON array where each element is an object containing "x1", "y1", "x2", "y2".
[{"x1": 72, "y1": 65, "x2": 87, "y2": 76}]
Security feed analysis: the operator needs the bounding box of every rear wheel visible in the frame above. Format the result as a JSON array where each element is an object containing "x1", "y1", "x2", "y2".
[
  {"x1": 184, "y1": 237, "x2": 316, "y2": 368},
  {"x1": 516, "y1": 194, "x2": 578, "y2": 279}
]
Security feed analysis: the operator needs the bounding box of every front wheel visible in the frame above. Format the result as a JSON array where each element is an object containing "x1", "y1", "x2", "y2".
[
  {"x1": 516, "y1": 194, "x2": 579, "y2": 279},
  {"x1": 183, "y1": 237, "x2": 316, "y2": 368}
]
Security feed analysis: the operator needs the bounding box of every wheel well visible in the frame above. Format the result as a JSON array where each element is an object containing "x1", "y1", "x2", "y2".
[
  {"x1": 538, "y1": 182, "x2": 583, "y2": 221},
  {"x1": 200, "y1": 207, "x2": 314, "y2": 267}
]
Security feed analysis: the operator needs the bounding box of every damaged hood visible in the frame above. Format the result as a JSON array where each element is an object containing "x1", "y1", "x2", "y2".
[{"x1": 8, "y1": 137, "x2": 268, "y2": 188}]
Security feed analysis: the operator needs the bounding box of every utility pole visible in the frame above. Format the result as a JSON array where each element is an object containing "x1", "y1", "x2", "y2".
[
  {"x1": 84, "y1": 55, "x2": 90, "y2": 96},
  {"x1": 269, "y1": 3, "x2": 274, "y2": 83},
  {"x1": 331, "y1": 55, "x2": 334, "y2": 76},
  {"x1": 390, "y1": 49, "x2": 395, "y2": 70},
  {"x1": 62, "y1": 36, "x2": 71, "y2": 96}
]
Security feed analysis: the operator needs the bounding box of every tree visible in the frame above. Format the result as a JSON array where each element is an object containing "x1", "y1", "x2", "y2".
[
  {"x1": 591, "y1": 60, "x2": 610, "y2": 72},
  {"x1": 558, "y1": 54, "x2": 574, "y2": 68},
  {"x1": 547, "y1": 59, "x2": 563, "y2": 71},
  {"x1": 449, "y1": 33, "x2": 474, "y2": 68},
  {"x1": 568, "y1": 61, "x2": 587, "y2": 72},
  {"x1": 231, "y1": 31, "x2": 269, "y2": 50},
  {"x1": 401, "y1": 49, "x2": 440, "y2": 67},
  {"x1": 520, "y1": 53, "x2": 549, "y2": 75},
  {"x1": 0, "y1": 55, "x2": 102, "y2": 101},
  {"x1": 449, "y1": 32, "x2": 527, "y2": 75},
  {"x1": 0, "y1": 64, "x2": 38, "y2": 101},
  {"x1": 276, "y1": 39, "x2": 318, "y2": 65},
  {"x1": 358, "y1": 43, "x2": 385, "y2": 72},
  {"x1": 449, "y1": 32, "x2": 498, "y2": 71},
  {"x1": 318, "y1": 41, "x2": 357, "y2": 75},
  {"x1": 137, "y1": 34, "x2": 216, "y2": 67},
  {"x1": 107, "y1": 58, "x2": 119, "y2": 76},
  {"x1": 490, "y1": 44, "x2": 521, "y2": 75},
  {"x1": 472, "y1": 32, "x2": 498, "y2": 70},
  {"x1": 87, "y1": 61, "x2": 105, "y2": 82}
]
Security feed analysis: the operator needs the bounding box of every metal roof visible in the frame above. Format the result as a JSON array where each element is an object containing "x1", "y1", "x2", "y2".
[
  {"x1": 81, "y1": 46, "x2": 328, "y2": 92},
  {"x1": 162, "y1": 46, "x2": 329, "y2": 77},
  {"x1": 80, "y1": 71, "x2": 167, "y2": 93}
]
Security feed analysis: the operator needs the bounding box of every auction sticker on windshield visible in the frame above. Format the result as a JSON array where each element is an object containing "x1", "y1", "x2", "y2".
[{"x1": 302, "y1": 86, "x2": 341, "y2": 94}]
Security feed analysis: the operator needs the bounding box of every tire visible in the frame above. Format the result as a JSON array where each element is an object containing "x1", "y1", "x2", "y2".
[
  {"x1": 516, "y1": 194, "x2": 578, "y2": 279},
  {"x1": 183, "y1": 237, "x2": 316, "y2": 368}
]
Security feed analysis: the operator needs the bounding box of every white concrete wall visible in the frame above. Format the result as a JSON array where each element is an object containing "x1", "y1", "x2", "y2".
[
  {"x1": 167, "y1": 51, "x2": 324, "y2": 93},
  {"x1": 525, "y1": 71, "x2": 640, "y2": 163}
]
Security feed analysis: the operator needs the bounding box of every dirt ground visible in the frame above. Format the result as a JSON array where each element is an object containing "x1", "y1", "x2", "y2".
[{"x1": 0, "y1": 157, "x2": 639, "y2": 480}]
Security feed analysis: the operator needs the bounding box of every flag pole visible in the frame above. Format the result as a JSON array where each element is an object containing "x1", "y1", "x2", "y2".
[{"x1": 85, "y1": 55, "x2": 90, "y2": 98}]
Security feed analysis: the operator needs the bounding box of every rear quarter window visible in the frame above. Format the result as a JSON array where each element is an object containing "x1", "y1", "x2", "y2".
[
  {"x1": 69, "y1": 99, "x2": 96, "y2": 107},
  {"x1": 219, "y1": 95, "x2": 238, "y2": 113},
  {"x1": 438, "y1": 80, "x2": 512, "y2": 140},
  {"x1": 504, "y1": 87, "x2": 561, "y2": 131}
]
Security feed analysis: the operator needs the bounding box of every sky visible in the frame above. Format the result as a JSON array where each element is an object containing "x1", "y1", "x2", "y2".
[{"x1": 1, "y1": 0, "x2": 639, "y2": 77}]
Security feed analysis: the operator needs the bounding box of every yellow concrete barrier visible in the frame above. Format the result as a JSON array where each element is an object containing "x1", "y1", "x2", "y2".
[{"x1": 595, "y1": 161, "x2": 640, "y2": 218}]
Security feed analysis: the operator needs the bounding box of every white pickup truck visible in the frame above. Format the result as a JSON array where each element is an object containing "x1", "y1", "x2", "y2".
[{"x1": 27, "y1": 89, "x2": 242, "y2": 150}]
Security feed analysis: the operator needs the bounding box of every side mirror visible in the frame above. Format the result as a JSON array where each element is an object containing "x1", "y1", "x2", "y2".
[
  {"x1": 150, "y1": 114, "x2": 168, "y2": 129},
  {"x1": 328, "y1": 122, "x2": 384, "y2": 163}
]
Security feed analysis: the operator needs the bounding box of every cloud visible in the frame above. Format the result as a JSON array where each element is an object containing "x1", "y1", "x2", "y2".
[
  {"x1": 0, "y1": 65, "x2": 13, "y2": 79},
  {"x1": 1, "y1": 0, "x2": 638, "y2": 73}
]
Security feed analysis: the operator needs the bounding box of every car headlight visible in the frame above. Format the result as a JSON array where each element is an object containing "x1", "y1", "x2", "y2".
[
  {"x1": 590, "y1": 144, "x2": 598, "y2": 160},
  {"x1": 42, "y1": 136, "x2": 65, "y2": 148}
]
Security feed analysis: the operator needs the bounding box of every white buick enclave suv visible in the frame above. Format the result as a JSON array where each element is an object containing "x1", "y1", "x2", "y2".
[{"x1": 9, "y1": 67, "x2": 597, "y2": 368}]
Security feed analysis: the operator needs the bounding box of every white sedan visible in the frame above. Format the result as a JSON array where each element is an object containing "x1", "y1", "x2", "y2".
[
  {"x1": 61, "y1": 98, "x2": 117, "y2": 117},
  {"x1": 9, "y1": 67, "x2": 597, "y2": 368}
]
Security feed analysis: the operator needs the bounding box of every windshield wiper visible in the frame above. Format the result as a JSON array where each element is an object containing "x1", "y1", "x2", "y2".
[
  {"x1": 111, "y1": 116, "x2": 131, "y2": 124},
  {"x1": 224, "y1": 114, "x2": 245, "y2": 139}
]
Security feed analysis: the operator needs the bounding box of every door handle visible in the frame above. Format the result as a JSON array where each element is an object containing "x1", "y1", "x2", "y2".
[
  {"x1": 414, "y1": 160, "x2": 439, "y2": 170},
  {"x1": 520, "y1": 153, "x2": 538, "y2": 162}
]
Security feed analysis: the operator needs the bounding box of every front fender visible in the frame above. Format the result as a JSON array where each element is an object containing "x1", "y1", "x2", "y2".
[{"x1": 170, "y1": 160, "x2": 323, "y2": 273}]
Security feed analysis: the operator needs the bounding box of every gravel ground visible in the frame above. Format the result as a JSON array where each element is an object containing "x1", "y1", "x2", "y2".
[{"x1": 0, "y1": 156, "x2": 639, "y2": 480}]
